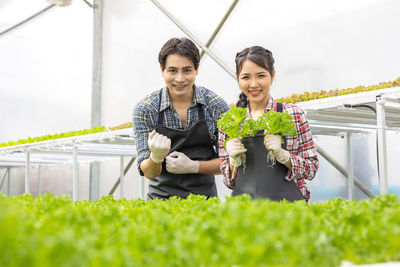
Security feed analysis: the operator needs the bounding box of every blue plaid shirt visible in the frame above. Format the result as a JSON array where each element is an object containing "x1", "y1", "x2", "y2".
[{"x1": 133, "y1": 85, "x2": 229, "y2": 174}]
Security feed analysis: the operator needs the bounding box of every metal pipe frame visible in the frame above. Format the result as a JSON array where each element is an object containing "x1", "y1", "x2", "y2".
[
  {"x1": 25, "y1": 150, "x2": 31, "y2": 194},
  {"x1": 7, "y1": 167, "x2": 10, "y2": 195},
  {"x1": 0, "y1": 4, "x2": 56, "y2": 38},
  {"x1": 72, "y1": 146, "x2": 79, "y2": 202},
  {"x1": 376, "y1": 96, "x2": 388, "y2": 194},
  {"x1": 0, "y1": 129, "x2": 134, "y2": 154},
  {"x1": 316, "y1": 143, "x2": 375, "y2": 198},
  {"x1": 140, "y1": 175, "x2": 145, "y2": 199},
  {"x1": 91, "y1": 0, "x2": 103, "y2": 130},
  {"x1": 346, "y1": 133, "x2": 354, "y2": 200},
  {"x1": 89, "y1": 162, "x2": 100, "y2": 200},
  {"x1": 38, "y1": 165, "x2": 42, "y2": 195},
  {"x1": 150, "y1": 0, "x2": 236, "y2": 79},
  {"x1": 200, "y1": 0, "x2": 239, "y2": 59},
  {"x1": 0, "y1": 168, "x2": 9, "y2": 193},
  {"x1": 120, "y1": 156, "x2": 125, "y2": 198},
  {"x1": 108, "y1": 157, "x2": 136, "y2": 195},
  {"x1": 90, "y1": 0, "x2": 104, "y2": 202}
]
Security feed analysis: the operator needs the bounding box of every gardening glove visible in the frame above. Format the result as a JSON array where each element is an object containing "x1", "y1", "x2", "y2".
[
  {"x1": 165, "y1": 151, "x2": 199, "y2": 174},
  {"x1": 264, "y1": 134, "x2": 290, "y2": 164},
  {"x1": 226, "y1": 138, "x2": 247, "y2": 164},
  {"x1": 148, "y1": 130, "x2": 171, "y2": 164}
]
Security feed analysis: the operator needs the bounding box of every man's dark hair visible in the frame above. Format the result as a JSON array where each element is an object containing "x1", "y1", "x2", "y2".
[{"x1": 158, "y1": 37, "x2": 200, "y2": 70}]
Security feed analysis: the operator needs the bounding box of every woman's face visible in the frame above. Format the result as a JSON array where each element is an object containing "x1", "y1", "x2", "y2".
[
  {"x1": 161, "y1": 53, "x2": 198, "y2": 99},
  {"x1": 237, "y1": 59, "x2": 274, "y2": 106}
]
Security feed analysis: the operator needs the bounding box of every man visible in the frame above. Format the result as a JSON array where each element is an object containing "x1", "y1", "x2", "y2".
[{"x1": 133, "y1": 37, "x2": 229, "y2": 200}]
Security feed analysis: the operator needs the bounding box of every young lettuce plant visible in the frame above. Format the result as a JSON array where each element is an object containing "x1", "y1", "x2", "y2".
[
  {"x1": 217, "y1": 107, "x2": 249, "y2": 172},
  {"x1": 217, "y1": 107, "x2": 297, "y2": 171},
  {"x1": 257, "y1": 110, "x2": 297, "y2": 166}
]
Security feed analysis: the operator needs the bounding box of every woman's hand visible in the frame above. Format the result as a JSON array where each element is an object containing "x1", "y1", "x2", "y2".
[
  {"x1": 264, "y1": 134, "x2": 290, "y2": 164},
  {"x1": 226, "y1": 138, "x2": 247, "y2": 164}
]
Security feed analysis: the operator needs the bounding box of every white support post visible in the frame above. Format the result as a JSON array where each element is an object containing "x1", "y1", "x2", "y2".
[
  {"x1": 376, "y1": 97, "x2": 388, "y2": 195},
  {"x1": 89, "y1": 0, "x2": 103, "y2": 202},
  {"x1": 7, "y1": 167, "x2": 10, "y2": 195},
  {"x1": 38, "y1": 165, "x2": 42, "y2": 195},
  {"x1": 72, "y1": 146, "x2": 79, "y2": 202},
  {"x1": 120, "y1": 156, "x2": 124, "y2": 199},
  {"x1": 346, "y1": 133, "x2": 354, "y2": 200},
  {"x1": 25, "y1": 149, "x2": 31, "y2": 194},
  {"x1": 140, "y1": 176, "x2": 145, "y2": 199}
]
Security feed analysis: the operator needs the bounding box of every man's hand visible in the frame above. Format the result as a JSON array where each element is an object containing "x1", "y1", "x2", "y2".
[
  {"x1": 226, "y1": 138, "x2": 247, "y2": 164},
  {"x1": 165, "y1": 151, "x2": 199, "y2": 174},
  {"x1": 148, "y1": 130, "x2": 171, "y2": 164},
  {"x1": 264, "y1": 134, "x2": 290, "y2": 164}
]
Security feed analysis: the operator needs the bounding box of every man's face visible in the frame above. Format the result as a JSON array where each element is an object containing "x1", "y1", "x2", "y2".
[{"x1": 161, "y1": 54, "x2": 198, "y2": 99}]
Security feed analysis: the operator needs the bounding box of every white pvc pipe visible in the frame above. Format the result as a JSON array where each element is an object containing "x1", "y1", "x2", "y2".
[
  {"x1": 72, "y1": 146, "x2": 79, "y2": 201},
  {"x1": 140, "y1": 176, "x2": 145, "y2": 199},
  {"x1": 346, "y1": 133, "x2": 354, "y2": 200},
  {"x1": 376, "y1": 97, "x2": 388, "y2": 195},
  {"x1": 25, "y1": 150, "x2": 31, "y2": 194},
  {"x1": 120, "y1": 156, "x2": 124, "y2": 199},
  {"x1": 38, "y1": 165, "x2": 42, "y2": 195},
  {"x1": 7, "y1": 167, "x2": 10, "y2": 195}
]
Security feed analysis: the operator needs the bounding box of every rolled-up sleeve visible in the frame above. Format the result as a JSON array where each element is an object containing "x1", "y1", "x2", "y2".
[
  {"x1": 218, "y1": 129, "x2": 237, "y2": 189},
  {"x1": 285, "y1": 107, "x2": 319, "y2": 182}
]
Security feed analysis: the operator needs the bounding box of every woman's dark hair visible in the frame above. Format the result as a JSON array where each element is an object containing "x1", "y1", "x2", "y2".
[
  {"x1": 235, "y1": 46, "x2": 275, "y2": 108},
  {"x1": 158, "y1": 37, "x2": 200, "y2": 70}
]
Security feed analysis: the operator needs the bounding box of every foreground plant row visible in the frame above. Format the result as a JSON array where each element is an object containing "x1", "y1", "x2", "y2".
[
  {"x1": 1, "y1": 77, "x2": 399, "y2": 148},
  {"x1": 1, "y1": 193, "x2": 400, "y2": 267}
]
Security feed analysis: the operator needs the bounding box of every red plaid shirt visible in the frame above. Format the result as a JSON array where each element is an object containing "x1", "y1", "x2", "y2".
[{"x1": 218, "y1": 97, "x2": 319, "y2": 202}]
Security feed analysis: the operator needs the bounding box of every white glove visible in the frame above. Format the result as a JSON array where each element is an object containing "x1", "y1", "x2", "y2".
[
  {"x1": 226, "y1": 138, "x2": 247, "y2": 163},
  {"x1": 165, "y1": 151, "x2": 199, "y2": 174},
  {"x1": 148, "y1": 130, "x2": 171, "y2": 164},
  {"x1": 264, "y1": 134, "x2": 290, "y2": 164}
]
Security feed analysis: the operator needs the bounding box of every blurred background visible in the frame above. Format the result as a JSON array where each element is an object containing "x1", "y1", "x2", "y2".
[{"x1": 1, "y1": 0, "x2": 399, "y2": 202}]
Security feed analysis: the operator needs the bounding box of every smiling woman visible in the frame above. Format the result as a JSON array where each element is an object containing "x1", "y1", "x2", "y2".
[
  {"x1": 218, "y1": 46, "x2": 319, "y2": 202},
  {"x1": 237, "y1": 59, "x2": 275, "y2": 119}
]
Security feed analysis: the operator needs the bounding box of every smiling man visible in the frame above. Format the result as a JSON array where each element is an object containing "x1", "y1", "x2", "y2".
[{"x1": 132, "y1": 37, "x2": 229, "y2": 200}]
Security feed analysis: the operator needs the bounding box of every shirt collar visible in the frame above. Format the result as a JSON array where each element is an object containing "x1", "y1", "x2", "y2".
[
  {"x1": 159, "y1": 85, "x2": 205, "y2": 111},
  {"x1": 193, "y1": 85, "x2": 206, "y2": 106},
  {"x1": 246, "y1": 96, "x2": 275, "y2": 115},
  {"x1": 265, "y1": 96, "x2": 274, "y2": 111}
]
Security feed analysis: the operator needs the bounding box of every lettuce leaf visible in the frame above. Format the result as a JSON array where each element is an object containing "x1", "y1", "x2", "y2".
[{"x1": 217, "y1": 107, "x2": 297, "y2": 143}]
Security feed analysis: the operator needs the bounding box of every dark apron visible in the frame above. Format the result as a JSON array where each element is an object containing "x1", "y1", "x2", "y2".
[
  {"x1": 147, "y1": 92, "x2": 218, "y2": 200},
  {"x1": 231, "y1": 103, "x2": 305, "y2": 202}
]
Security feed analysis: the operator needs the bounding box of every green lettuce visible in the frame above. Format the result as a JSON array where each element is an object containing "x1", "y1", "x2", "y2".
[{"x1": 217, "y1": 107, "x2": 297, "y2": 169}]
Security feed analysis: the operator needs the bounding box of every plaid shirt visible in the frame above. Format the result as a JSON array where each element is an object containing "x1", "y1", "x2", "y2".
[
  {"x1": 133, "y1": 85, "x2": 229, "y2": 175},
  {"x1": 219, "y1": 97, "x2": 319, "y2": 202}
]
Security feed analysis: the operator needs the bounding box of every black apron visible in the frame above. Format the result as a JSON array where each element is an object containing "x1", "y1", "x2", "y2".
[
  {"x1": 147, "y1": 92, "x2": 218, "y2": 200},
  {"x1": 231, "y1": 103, "x2": 305, "y2": 202}
]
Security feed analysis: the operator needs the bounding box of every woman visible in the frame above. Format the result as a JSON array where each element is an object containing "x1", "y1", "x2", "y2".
[{"x1": 218, "y1": 46, "x2": 319, "y2": 202}]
